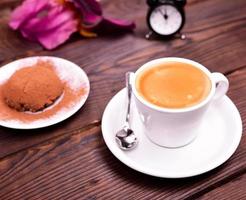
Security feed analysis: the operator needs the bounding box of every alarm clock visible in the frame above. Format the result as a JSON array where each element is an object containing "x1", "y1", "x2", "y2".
[{"x1": 146, "y1": 0, "x2": 186, "y2": 38}]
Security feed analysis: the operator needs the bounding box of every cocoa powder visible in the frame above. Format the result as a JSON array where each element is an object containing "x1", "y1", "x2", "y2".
[
  {"x1": 0, "y1": 83, "x2": 85, "y2": 122},
  {"x1": 0, "y1": 61, "x2": 86, "y2": 123}
]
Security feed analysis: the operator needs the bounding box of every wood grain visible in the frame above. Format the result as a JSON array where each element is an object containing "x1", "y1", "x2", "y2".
[
  {"x1": 0, "y1": 68, "x2": 245, "y2": 200},
  {"x1": 198, "y1": 174, "x2": 246, "y2": 200},
  {"x1": 0, "y1": 0, "x2": 246, "y2": 199},
  {"x1": 0, "y1": 125, "x2": 244, "y2": 200},
  {"x1": 1, "y1": 0, "x2": 246, "y2": 72},
  {"x1": 0, "y1": 0, "x2": 246, "y2": 158}
]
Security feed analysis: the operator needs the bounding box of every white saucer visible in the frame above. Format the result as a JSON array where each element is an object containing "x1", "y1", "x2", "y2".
[
  {"x1": 0, "y1": 56, "x2": 90, "y2": 129},
  {"x1": 102, "y1": 88, "x2": 242, "y2": 178}
]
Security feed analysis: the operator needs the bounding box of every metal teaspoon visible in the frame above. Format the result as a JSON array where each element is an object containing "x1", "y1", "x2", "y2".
[{"x1": 115, "y1": 72, "x2": 138, "y2": 150}]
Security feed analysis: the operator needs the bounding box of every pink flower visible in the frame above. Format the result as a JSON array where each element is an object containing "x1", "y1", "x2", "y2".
[
  {"x1": 9, "y1": 0, "x2": 135, "y2": 49},
  {"x1": 9, "y1": 0, "x2": 78, "y2": 49}
]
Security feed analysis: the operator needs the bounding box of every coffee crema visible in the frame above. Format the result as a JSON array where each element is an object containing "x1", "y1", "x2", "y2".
[{"x1": 136, "y1": 62, "x2": 211, "y2": 109}]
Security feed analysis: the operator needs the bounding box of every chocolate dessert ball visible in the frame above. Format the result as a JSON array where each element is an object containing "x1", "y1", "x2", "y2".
[{"x1": 2, "y1": 61, "x2": 63, "y2": 112}]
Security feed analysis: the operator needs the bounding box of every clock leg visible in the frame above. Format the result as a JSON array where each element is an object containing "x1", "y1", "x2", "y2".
[
  {"x1": 145, "y1": 31, "x2": 153, "y2": 39},
  {"x1": 176, "y1": 33, "x2": 186, "y2": 40}
]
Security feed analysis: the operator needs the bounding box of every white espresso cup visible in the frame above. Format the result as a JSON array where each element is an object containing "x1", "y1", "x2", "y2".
[{"x1": 131, "y1": 57, "x2": 229, "y2": 148}]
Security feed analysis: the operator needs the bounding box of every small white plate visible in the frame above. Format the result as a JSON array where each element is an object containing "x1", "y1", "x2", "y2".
[
  {"x1": 102, "y1": 88, "x2": 242, "y2": 178},
  {"x1": 0, "y1": 56, "x2": 90, "y2": 129}
]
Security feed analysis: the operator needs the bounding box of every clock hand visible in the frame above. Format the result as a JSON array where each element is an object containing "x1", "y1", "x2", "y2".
[
  {"x1": 157, "y1": 8, "x2": 168, "y2": 20},
  {"x1": 164, "y1": 7, "x2": 168, "y2": 20},
  {"x1": 158, "y1": 8, "x2": 165, "y2": 16}
]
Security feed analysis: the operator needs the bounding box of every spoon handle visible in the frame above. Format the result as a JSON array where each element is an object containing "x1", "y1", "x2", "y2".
[{"x1": 125, "y1": 72, "x2": 133, "y2": 126}]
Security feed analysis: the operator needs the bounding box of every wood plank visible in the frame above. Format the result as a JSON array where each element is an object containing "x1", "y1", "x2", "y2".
[
  {"x1": 0, "y1": 0, "x2": 246, "y2": 74},
  {"x1": 1, "y1": 0, "x2": 246, "y2": 75},
  {"x1": 0, "y1": 67, "x2": 245, "y2": 200},
  {"x1": 0, "y1": 119, "x2": 245, "y2": 200},
  {"x1": 0, "y1": 0, "x2": 245, "y2": 198},
  {"x1": 1, "y1": 0, "x2": 246, "y2": 74},
  {"x1": 198, "y1": 174, "x2": 246, "y2": 200},
  {"x1": 0, "y1": 0, "x2": 246, "y2": 158}
]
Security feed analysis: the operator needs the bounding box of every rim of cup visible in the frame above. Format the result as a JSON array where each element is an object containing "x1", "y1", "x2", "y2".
[{"x1": 131, "y1": 57, "x2": 216, "y2": 113}]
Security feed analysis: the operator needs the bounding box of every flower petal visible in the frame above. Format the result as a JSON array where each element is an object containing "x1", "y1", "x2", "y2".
[
  {"x1": 89, "y1": 17, "x2": 136, "y2": 34},
  {"x1": 69, "y1": 0, "x2": 102, "y2": 26},
  {"x1": 37, "y1": 7, "x2": 78, "y2": 49},
  {"x1": 100, "y1": 17, "x2": 136, "y2": 31},
  {"x1": 9, "y1": 0, "x2": 52, "y2": 30},
  {"x1": 70, "y1": 0, "x2": 135, "y2": 32},
  {"x1": 9, "y1": 0, "x2": 79, "y2": 49}
]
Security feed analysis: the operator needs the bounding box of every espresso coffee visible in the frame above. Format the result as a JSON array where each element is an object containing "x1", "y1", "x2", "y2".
[{"x1": 136, "y1": 62, "x2": 211, "y2": 108}]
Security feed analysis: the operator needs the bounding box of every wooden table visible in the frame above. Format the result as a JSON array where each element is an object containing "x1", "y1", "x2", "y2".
[{"x1": 0, "y1": 0, "x2": 246, "y2": 199}]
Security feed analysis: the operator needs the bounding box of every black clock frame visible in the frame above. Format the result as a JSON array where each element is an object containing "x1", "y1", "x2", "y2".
[{"x1": 146, "y1": 0, "x2": 186, "y2": 38}]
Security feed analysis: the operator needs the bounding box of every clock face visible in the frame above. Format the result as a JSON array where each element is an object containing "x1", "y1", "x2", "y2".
[{"x1": 149, "y1": 5, "x2": 183, "y2": 36}]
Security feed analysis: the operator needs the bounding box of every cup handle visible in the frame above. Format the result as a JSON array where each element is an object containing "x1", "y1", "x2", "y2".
[{"x1": 211, "y1": 72, "x2": 229, "y2": 100}]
